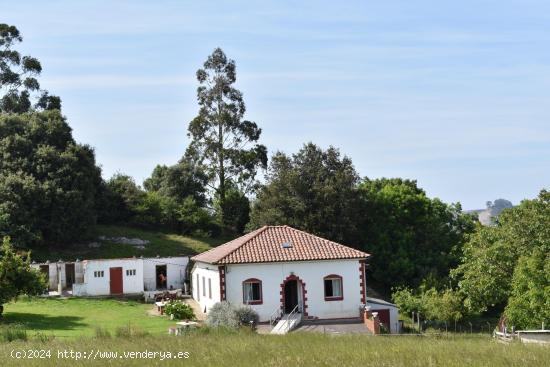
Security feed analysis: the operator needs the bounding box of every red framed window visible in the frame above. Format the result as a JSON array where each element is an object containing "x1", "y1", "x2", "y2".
[
  {"x1": 324, "y1": 274, "x2": 343, "y2": 301},
  {"x1": 242, "y1": 278, "x2": 263, "y2": 305}
]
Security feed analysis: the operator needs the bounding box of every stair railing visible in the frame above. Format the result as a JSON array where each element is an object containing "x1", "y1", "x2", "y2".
[{"x1": 269, "y1": 307, "x2": 283, "y2": 328}]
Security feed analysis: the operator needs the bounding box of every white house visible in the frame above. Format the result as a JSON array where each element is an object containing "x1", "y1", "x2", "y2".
[
  {"x1": 191, "y1": 225, "x2": 373, "y2": 322},
  {"x1": 32, "y1": 256, "x2": 189, "y2": 297}
]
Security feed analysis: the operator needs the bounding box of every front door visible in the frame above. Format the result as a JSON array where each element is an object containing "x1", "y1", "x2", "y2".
[
  {"x1": 109, "y1": 267, "x2": 123, "y2": 294},
  {"x1": 284, "y1": 279, "x2": 299, "y2": 313}
]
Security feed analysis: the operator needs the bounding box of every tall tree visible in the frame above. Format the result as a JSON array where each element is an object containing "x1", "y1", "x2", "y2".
[
  {"x1": 187, "y1": 48, "x2": 267, "y2": 225},
  {"x1": 0, "y1": 111, "x2": 101, "y2": 247},
  {"x1": 0, "y1": 24, "x2": 60, "y2": 113},
  {"x1": 248, "y1": 143, "x2": 360, "y2": 244}
]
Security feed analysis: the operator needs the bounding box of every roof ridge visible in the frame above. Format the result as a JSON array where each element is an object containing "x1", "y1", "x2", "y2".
[{"x1": 282, "y1": 225, "x2": 366, "y2": 255}]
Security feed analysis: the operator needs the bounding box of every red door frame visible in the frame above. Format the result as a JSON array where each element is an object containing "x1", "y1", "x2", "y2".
[{"x1": 109, "y1": 267, "x2": 123, "y2": 294}]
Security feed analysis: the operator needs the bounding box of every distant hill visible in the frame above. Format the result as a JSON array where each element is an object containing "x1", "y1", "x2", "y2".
[{"x1": 465, "y1": 199, "x2": 514, "y2": 226}]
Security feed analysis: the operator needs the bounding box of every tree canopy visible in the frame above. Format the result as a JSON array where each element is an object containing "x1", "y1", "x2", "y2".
[
  {"x1": 358, "y1": 178, "x2": 476, "y2": 291},
  {"x1": 0, "y1": 236, "x2": 46, "y2": 316},
  {"x1": 0, "y1": 111, "x2": 101, "y2": 247},
  {"x1": 248, "y1": 143, "x2": 360, "y2": 244},
  {"x1": 453, "y1": 190, "x2": 550, "y2": 317},
  {"x1": 0, "y1": 24, "x2": 60, "y2": 113}
]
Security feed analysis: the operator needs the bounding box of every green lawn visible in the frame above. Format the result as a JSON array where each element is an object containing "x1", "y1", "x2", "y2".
[
  {"x1": 2, "y1": 297, "x2": 174, "y2": 338},
  {"x1": 29, "y1": 225, "x2": 227, "y2": 262},
  {"x1": 1, "y1": 330, "x2": 549, "y2": 366}
]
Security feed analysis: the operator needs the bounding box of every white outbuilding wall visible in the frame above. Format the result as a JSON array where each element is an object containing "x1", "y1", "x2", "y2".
[
  {"x1": 191, "y1": 262, "x2": 221, "y2": 313},
  {"x1": 143, "y1": 257, "x2": 189, "y2": 291},
  {"x1": 223, "y1": 259, "x2": 363, "y2": 322},
  {"x1": 366, "y1": 298, "x2": 400, "y2": 333},
  {"x1": 79, "y1": 258, "x2": 144, "y2": 296}
]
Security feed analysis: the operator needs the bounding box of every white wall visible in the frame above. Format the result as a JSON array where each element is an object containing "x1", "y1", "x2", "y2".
[
  {"x1": 32, "y1": 262, "x2": 84, "y2": 291},
  {"x1": 143, "y1": 257, "x2": 189, "y2": 291},
  {"x1": 224, "y1": 259, "x2": 364, "y2": 322},
  {"x1": 191, "y1": 262, "x2": 221, "y2": 313},
  {"x1": 367, "y1": 301, "x2": 400, "y2": 333},
  {"x1": 81, "y1": 258, "x2": 144, "y2": 296}
]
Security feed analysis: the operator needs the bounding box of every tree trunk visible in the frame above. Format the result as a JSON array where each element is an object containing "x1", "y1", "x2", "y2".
[{"x1": 0, "y1": 304, "x2": 3, "y2": 317}]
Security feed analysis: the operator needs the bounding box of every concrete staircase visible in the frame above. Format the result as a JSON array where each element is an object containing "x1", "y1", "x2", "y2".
[{"x1": 270, "y1": 313, "x2": 302, "y2": 334}]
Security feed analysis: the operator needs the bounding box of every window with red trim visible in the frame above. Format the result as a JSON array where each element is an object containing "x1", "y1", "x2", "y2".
[
  {"x1": 324, "y1": 274, "x2": 343, "y2": 301},
  {"x1": 242, "y1": 278, "x2": 262, "y2": 305}
]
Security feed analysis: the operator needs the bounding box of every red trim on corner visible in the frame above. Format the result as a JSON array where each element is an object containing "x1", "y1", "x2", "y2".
[
  {"x1": 359, "y1": 260, "x2": 366, "y2": 304},
  {"x1": 280, "y1": 274, "x2": 308, "y2": 317},
  {"x1": 218, "y1": 266, "x2": 226, "y2": 301},
  {"x1": 323, "y1": 274, "x2": 344, "y2": 301},
  {"x1": 242, "y1": 278, "x2": 263, "y2": 305}
]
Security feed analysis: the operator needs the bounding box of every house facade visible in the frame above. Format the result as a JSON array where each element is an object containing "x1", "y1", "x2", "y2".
[
  {"x1": 191, "y1": 226, "x2": 370, "y2": 321},
  {"x1": 32, "y1": 256, "x2": 189, "y2": 296}
]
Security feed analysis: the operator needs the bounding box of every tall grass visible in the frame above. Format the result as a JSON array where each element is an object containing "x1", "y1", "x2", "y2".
[
  {"x1": 0, "y1": 324, "x2": 27, "y2": 342},
  {"x1": 1, "y1": 330, "x2": 549, "y2": 366}
]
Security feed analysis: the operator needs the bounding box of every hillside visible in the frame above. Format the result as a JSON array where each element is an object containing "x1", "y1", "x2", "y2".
[{"x1": 29, "y1": 225, "x2": 227, "y2": 263}]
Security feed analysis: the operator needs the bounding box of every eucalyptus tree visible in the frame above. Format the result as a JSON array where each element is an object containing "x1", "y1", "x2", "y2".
[
  {"x1": 187, "y1": 48, "x2": 267, "y2": 225},
  {"x1": 0, "y1": 23, "x2": 60, "y2": 112}
]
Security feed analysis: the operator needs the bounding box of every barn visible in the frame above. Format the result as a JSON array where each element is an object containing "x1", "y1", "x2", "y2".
[{"x1": 191, "y1": 225, "x2": 380, "y2": 324}]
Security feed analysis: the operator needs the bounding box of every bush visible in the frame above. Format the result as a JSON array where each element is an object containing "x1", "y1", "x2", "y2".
[
  {"x1": 0, "y1": 323, "x2": 27, "y2": 342},
  {"x1": 164, "y1": 301, "x2": 195, "y2": 320},
  {"x1": 235, "y1": 305, "x2": 259, "y2": 328},
  {"x1": 206, "y1": 302, "x2": 259, "y2": 329}
]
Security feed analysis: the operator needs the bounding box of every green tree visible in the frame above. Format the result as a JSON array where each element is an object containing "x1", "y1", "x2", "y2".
[
  {"x1": 0, "y1": 111, "x2": 101, "y2": 247},
  {"x1": 504, "y1": 248, "x2": 550, "y2": 329},
  {"x1": 96, "y1": 173, "x2": 145, "y2": 224},
  {"x1": 453, "y1": 190, "x2": 550, "y2": 314},
  {"x1": 187, "y1": 48, "x2": 267, "y2": 225},
  {"x1": 0, "y1": 24, "x2": 60, "y2": 113},
  {"x1": 143, "y1": 155, "x2": 208, "y2": 206},
  {"x1": 248, "y1": 143, "x2": 360, "y2": 244},
  {"x1": 359, "y1": 178, "x2": 476, "y2": 291},
  {"x1": 214, "y1": 185, "x2": 250, "y2": 234},
  {"x1": 0, "y1": 237, "x2": 46, "y2": 316}
]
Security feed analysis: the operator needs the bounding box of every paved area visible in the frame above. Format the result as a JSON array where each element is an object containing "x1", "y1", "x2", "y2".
[
  {"x1": 294, "y1": 319, "x2": 372, "y2": 335},
  {"x1": 259, "y1": 318, "x2": 372, "y2": 335}
]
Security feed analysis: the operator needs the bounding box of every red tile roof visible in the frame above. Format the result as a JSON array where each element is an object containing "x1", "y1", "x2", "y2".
[{"x1": 192, "y1": 225, "x2": 370, "y2": 264}]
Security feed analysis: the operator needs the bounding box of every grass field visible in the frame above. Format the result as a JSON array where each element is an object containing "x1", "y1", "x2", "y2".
[
  {"x1": 29, "y1": 225, "x2": 226, "y2": 262},
  {"x1": 2, "y1": 297, "x2": 173, "y2": 338},
  {"x1": 1, "y1": 330, "x2": 549, "y2": 367}
]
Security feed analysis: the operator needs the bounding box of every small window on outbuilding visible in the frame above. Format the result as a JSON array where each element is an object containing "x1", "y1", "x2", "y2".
[
  {"x1": 324, "y1": 274, "x2": 343, "y2": 301},
  {"x1": 94, "y1": 271, "x2": 104, "y2": 278},
  {"x1": 242, "y1": 278, "x2": 262, "y2": 305}
]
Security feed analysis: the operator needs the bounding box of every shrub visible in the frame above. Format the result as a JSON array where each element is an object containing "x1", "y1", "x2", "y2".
[
  {"x1": 0, "y1": 323, "x2": 27, "y2": 342},
  {"x1": 206, "y1": 302, "x2": 259, "y2": 329},
  {"x1": 235, "y1": 305, "x2": 259, "y2": 328},
  {"x1": 206, "y1": 302, "x2": 239, "y2": 329},
  {"x1": 164, "y1": 301, "x2": 195, "y2": 320}
]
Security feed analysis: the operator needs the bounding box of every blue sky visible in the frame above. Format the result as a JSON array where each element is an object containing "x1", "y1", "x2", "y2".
[{"x1": 4, "y1": 1, "x2": 550, "y2": 209}]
